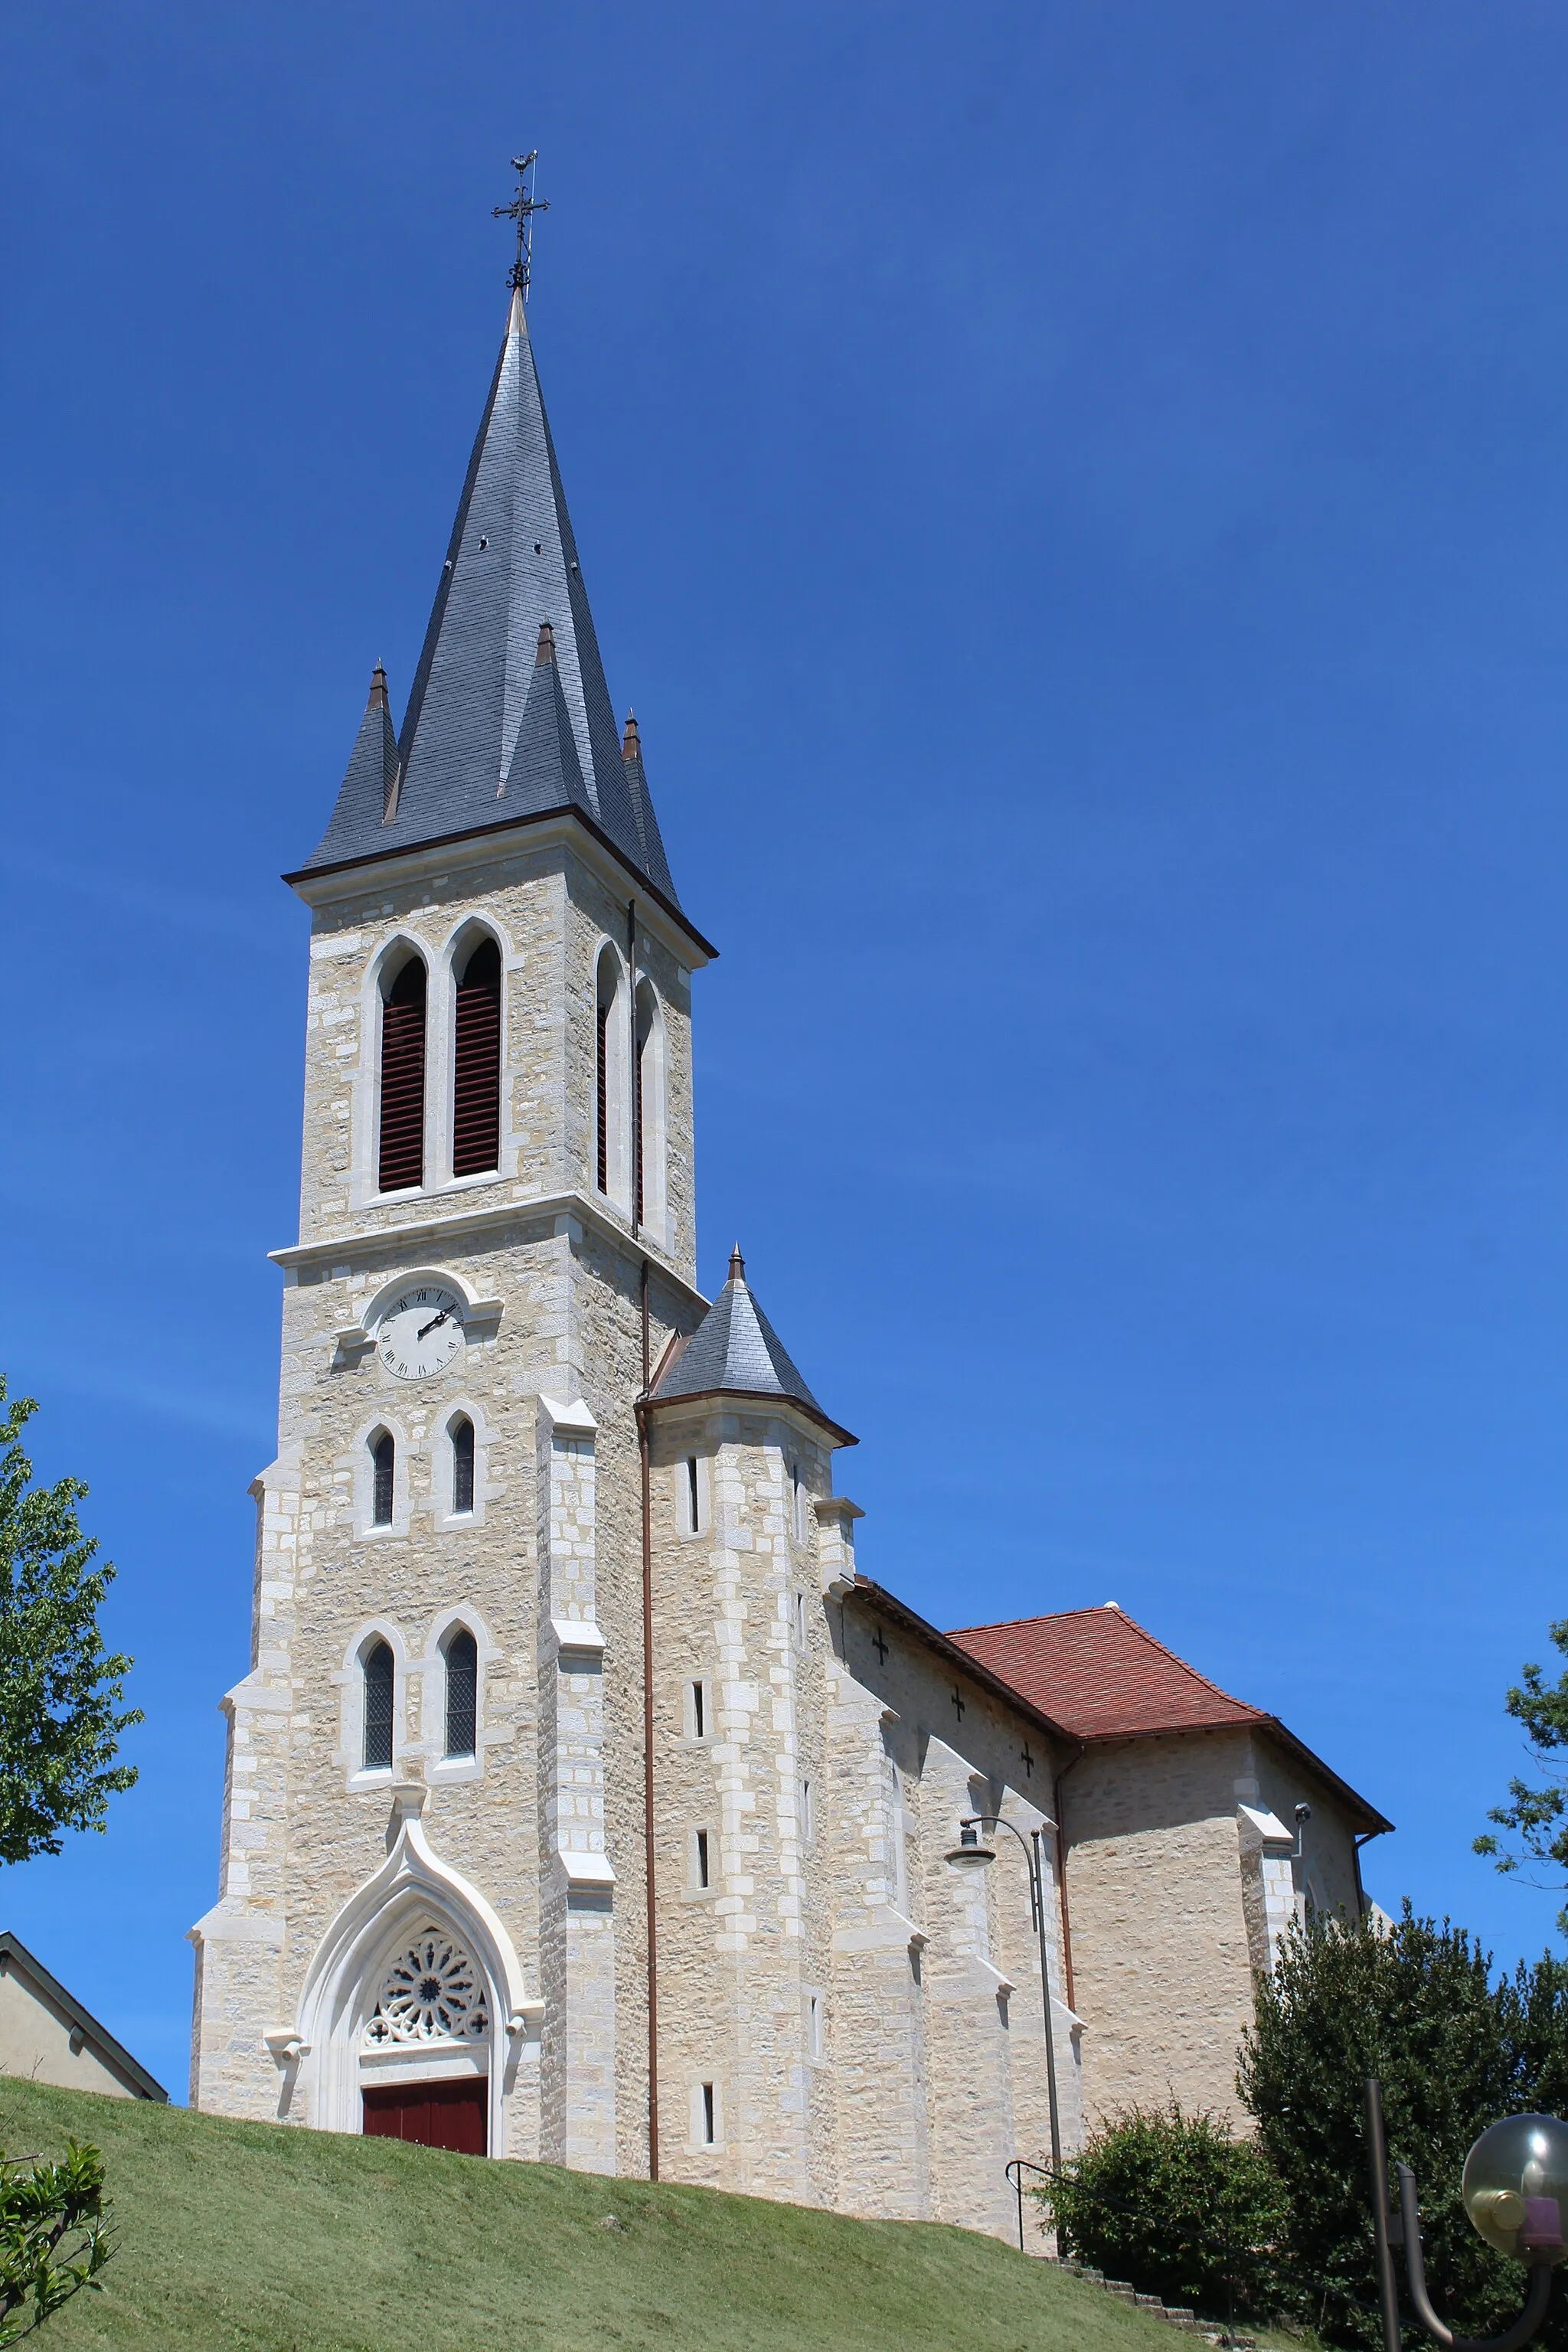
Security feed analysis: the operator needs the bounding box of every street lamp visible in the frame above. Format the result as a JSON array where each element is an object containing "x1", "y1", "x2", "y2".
[
  {"x1": 946, "y1": 1812, "x2": 1063, "y2": 2171},
  {"x1": 1367, "y1": 2078, "x2": 1568, "y2": 2352}
]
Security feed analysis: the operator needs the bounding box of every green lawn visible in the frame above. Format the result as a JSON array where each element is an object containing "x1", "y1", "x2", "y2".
[{"x1": 0, "y1": 2075, "x2": 1191, "y2": 2352}]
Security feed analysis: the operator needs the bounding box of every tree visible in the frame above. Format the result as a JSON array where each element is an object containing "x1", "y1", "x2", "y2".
[
  {"x1": 0, "y1": 1379, "x2": 141, "y2": 1867},
  {"x1": 1237, "y1": 1907, "x2": 1568, "y2": 2348},
  {"x1": 0, "y1": 2141, "x2": 113, "y2": 2344},
  {"x1": 1474, "y1": 1617, "x2": 1568, "y2": 1933},
  {"x1": 1036, "y1": 2101, "x2": 1286, "y2": 2321}
]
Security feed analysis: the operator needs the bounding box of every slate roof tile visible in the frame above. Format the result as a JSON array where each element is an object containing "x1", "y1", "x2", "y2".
[
  {"x1": 651, "y1": 1248, "x2": 854, "y2": 1443},
  {"x1": 300, "y1": 288, "x2": 678, "y2": 904}
]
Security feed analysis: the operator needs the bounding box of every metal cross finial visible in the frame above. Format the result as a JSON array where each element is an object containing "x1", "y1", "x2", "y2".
[{"x1": 493, "y1": 149, "x2": 550, "y2": 299}]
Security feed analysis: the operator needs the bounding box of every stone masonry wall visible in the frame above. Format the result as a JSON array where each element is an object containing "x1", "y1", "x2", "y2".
[
  {"x1": 191, "y1": 826, "x2": 702, "y2": 2158},
  {"x1": 1063, "y1": 1732, "x2": 1256, "y2": 2129}
]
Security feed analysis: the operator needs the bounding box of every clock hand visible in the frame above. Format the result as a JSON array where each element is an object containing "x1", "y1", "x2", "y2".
[{"x1": 416, "y1": 1306, "x2": 456, "y2": 1341}]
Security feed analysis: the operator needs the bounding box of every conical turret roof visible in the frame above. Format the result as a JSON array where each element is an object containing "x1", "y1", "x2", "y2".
[
  {"x1": 297, "y1": 288, "x2": 681, "y2": 913},
  {"x1": 651, "y1": 1248, "x2": 855, "y2": 1446}
]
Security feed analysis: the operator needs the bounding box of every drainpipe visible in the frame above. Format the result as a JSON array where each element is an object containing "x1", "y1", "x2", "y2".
[
  {"x1": 639, "y1": 1260, "x2": 659, "y2": 2178},
  {"x1": 1354, "y1": 1830, "x2": 1381, "y2": 1922},
  {"x1": 1051, "y1": 1745, "x2": 1088, "y2": 2015}
]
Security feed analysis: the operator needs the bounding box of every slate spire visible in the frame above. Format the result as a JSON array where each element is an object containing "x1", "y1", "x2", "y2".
[
  {"x1": 651, "y1": 1250, "x2": 855, "y2": 1446},
  {"x1": 305, "y1": 664, "x2": 403, "y2": 864},
  {"x1": 300, "y1": 286, "x2": 680, "y2": 904}
]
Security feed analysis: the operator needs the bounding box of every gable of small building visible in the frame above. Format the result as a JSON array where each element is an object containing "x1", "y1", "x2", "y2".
[{"x1": 0, "y1": 1932, "x2": 168, "y2": 2103}]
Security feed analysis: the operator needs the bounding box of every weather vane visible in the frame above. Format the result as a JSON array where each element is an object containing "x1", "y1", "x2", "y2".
[{"x1": 493, "y1": 150, "x2": 549, "y2": 300}]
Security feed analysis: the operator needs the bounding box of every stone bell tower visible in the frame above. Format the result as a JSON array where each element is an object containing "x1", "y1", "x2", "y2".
[{"x1": 189, "y1": 275, "x2": 717, "y2": 2170}]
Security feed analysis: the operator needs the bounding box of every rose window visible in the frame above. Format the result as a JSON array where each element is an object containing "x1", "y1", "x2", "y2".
[{"x1": 363, "y1": 1926, "x2": 490, "y2": 2047}]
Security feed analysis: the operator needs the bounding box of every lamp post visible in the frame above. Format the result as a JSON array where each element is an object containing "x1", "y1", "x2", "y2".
[
  {"x1": 946, "y1": 1813, "x2": 1063, "y2": 2172},
  {"x1": 1367, "y1": 2077, "x2": 1568, "y2": 2352}
]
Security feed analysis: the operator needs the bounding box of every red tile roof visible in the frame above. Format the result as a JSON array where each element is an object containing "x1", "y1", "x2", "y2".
[{"x1": 947, "y1": 1605, "x2": 1268, "y2": 1742}]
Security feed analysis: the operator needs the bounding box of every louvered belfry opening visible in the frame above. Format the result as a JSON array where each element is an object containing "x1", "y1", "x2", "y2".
[
  {"x1": 378, "y1": 958, "x2": 427, "y2": 1193},
  {"x1": 363, "y1": 1639, "x2": 394, "y2": 1771},
  {"x1": 596, "y1": 981, "x2": 612, "y2": 1194},
  {"x1": 443, "y1": 1628, "x2": 479, "y2": 1759},
  {"x1": 633, "y1": 1002, "x2": 645, "y2": 1229},
  {"x1": 634, "y1": 979, "x2": 655, "y2": 1230},
  {"x1": 452, "y1": 937, "x2": 501, "y2": 1177}
]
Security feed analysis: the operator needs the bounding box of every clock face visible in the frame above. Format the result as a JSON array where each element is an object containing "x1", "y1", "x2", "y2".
[{"x1": 375, "y1": 1284, "x2": 466, "y2": 1382}]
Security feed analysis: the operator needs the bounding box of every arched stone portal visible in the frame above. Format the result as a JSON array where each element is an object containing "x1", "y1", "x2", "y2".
[{"x1": 286, "y1": 1788, "x2": 539, "y2": 2157}]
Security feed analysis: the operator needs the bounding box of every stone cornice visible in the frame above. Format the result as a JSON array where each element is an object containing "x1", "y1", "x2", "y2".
[
  {"x1": 270, "y1": 1186, "x2": 708, "y2": 1310},
  {"x1": 283, "y1": 805, "x2": 717, "y2": 969}
]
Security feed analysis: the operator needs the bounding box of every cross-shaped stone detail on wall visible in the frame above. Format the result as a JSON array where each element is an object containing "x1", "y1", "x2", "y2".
[
  {"x1": 1021, "y1": 1743, "x2": 1034, "y2": 1779},
  {"x1": 871, "y1": 1625, "x2": 888, "y2": 1665},
  {"x1": 950, "y1": 1686, "x2": 965, "y2": 1721}
]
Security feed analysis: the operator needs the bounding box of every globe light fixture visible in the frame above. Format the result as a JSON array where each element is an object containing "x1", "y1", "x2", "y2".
[
  {"x1": 1462, "y1": 2115, "x2": 1568, "y2": 2266},
  {"x1": 1367, "y1": 2079, "x2": 1566, "y2": 2352}
]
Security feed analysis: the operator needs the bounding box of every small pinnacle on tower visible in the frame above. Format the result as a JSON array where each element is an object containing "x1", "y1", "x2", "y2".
[
  {"x1": 369, "y1": 662, "x2": 389, "y2": 709},
  {"x1": 622, "y1": 710, "x2": 641, "y2": 761},
  {"x1": 728, "y1": 1244, "x2": 746, "y2": 1285},
  {"x1": 535, "y1": 620, "x2": 557, "y2": 666}
]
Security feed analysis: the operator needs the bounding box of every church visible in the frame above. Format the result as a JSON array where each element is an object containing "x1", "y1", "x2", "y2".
[{"x1": 188, "y1": 244, "x2": 1390, "y2": 2241}]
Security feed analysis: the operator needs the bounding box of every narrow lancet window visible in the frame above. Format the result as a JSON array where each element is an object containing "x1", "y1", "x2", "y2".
[
  {"x1": 363, "y1": 1640, "x2": 394, "y2": 1771},
  {"x1": 451, "y1": 1416, "x2": 475, "y2": 1515},
  {"x1": 596, "y1": 957, "x2": 615, "y2": 1194},
  {"x1": 452, "y1": 937, "x2": 501, "y2": 1177},
  {"x1": 634, "y1": 984, "x2": 648, "y2": 1227},
  {"x1": 371, "y1": 1431, "x2": 394, "y2": 1527},
  {"x1": 443, "y1": 1627, "x2": 478, "y2": 1760},
  {"x1": 634, "y1": 975, "x2": 665, "y2": 1236},
  {"x1": 378, "y1": 958, "x2": 427, "y2": 1192}
]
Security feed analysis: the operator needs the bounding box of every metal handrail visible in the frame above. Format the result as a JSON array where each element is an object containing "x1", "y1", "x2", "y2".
[{"x1": 1006, "y1": 2155, "x2": 1053, "y2": 2252}]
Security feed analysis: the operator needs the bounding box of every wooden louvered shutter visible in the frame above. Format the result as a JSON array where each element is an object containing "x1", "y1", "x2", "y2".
[
  {"x1": 596, "y1": 996, "x2": 610, "y2": 1192},
  {"x1": 633, "y1": 1017, "x2": 644, "y2": 1227},
  {"x1": 378, "y1": 961, "x2": 426, "y2": 1192},
  {"x1": 452, "y1": 939, "x2": 501, "y2": 1177}
]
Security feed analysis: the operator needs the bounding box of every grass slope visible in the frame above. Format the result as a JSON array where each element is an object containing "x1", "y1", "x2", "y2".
[{"x1": 0, "y1": 2076, "x2": 1182, "y2": 2352}]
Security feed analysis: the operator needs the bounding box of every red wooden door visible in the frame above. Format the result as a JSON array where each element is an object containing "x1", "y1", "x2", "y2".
[{"x1": 362, "y1": 2076, "x2": 487, "y2": 2155}]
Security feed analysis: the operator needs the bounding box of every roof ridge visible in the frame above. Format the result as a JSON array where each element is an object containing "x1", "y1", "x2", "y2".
[
  {"x1": 948, "y1": 1606, "x2": 1121, "y2": 1635},
  {"x1": 1106, "y1": 1608, "x2": 1266, "y2": 1720},
  {"x1": 949, "y1": 1605, "x2": 1263, "y2": 1720}
]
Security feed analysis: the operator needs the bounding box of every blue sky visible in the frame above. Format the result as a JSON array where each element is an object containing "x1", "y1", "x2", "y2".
[{"x1": 6, "y1": 3, "x2": 1568, "y2": 2099}]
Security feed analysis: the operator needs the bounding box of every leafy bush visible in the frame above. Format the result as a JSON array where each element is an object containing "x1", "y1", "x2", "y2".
[
  {"x1": 1238, "y1": 1906, "x2": 1568, "y2": 2348},
  {"x1": 0, "y1": 2138, "x2": 112, "y2": 2344},
  {"x1": 1034, "y1": 2100, "x2": 1286, "y2": 2321}
]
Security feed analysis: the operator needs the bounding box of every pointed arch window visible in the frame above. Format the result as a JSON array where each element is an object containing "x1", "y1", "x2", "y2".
[
  {"x1": 633, "y1": 976, "x2": 665, "y2": 1237},
  {"x1": 371, "y1": 1431, "x2": 395, "y2": 1528},
  {"x1": 452, "y1": 936, "x2": 501, "y2": 1178},
  {"x1": 378, "y1": 957, "x2": 427, "y2": 1193},
  {"x1": 450, "y1": 1416, "x2": 475, "y2": 1516},
  {"x1": 595, "y1": 947, "x2": 622, "y2": 1200},
  {"x1": 363, "y1": 1640, "x2": 394, "y2": 1772},
  {"x1": 443, "y1": 1628, "x2": 478, "y2": 1760}
]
